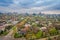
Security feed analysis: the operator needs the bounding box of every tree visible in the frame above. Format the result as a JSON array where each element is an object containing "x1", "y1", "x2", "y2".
[
  {"x1": 5, "y1": 25, "x2": 13, "y2": 30},
  {"x1": 49, "y1": 28, "x2": 58, "y2": 36},
  {"x1": 47, "y1": 37, "x2": 51, "y2": 40},
  {"x1": 0, "y1": 30, "x2": 3, "y2": 35},
  {"x1": 35, "y1": 31, "x2": 43, "y2": 39},
  {"x1": 14, "y1": 33, "x2": 22, "y2": 38}
]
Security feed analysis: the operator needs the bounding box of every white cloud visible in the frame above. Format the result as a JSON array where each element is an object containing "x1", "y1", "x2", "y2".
[
  {"x1": 0, "y1": 0, "x2": 60, "y2": 14},
  {"x1": 42, "y1": 10, "x2": 60, "y2": 14},
  {"x1": 0, "y1": 2, "x2": 59, "y2": 14},
  {"x1": 13, "y1": 0, "x2": 20, "y2": 4}
]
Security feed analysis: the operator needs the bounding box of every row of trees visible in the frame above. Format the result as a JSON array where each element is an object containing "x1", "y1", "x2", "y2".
[{"x1": 14, "y1": 27, "x2": 59, "y2": 40}]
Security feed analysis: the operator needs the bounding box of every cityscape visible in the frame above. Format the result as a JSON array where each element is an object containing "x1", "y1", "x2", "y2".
[
  {"x1": 0, "y1": 12, "x2": 60, "y2": 40},
  {"x1": 0, "y1": 0, "x2": 60, "y2": 40}
]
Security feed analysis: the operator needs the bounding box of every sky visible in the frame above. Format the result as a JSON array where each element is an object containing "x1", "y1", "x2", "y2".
[{"x1": 0, "y1": 0, "x2": 60, "y2": 14}]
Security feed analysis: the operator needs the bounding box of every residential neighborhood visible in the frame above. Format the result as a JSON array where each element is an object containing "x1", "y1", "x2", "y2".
[{"x1": 0, "y1": 13, "x2": 60, "y2": 40}]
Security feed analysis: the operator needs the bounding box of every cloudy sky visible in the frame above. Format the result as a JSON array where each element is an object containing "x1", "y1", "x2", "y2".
[{"x1": 0, "y1": 0, "x2": 60, "y2": 14}]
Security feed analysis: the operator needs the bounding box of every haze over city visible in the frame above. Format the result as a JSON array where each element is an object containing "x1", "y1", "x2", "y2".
[{"x1": 0, "y1": 0, "x2": 60, "y2": 14}]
